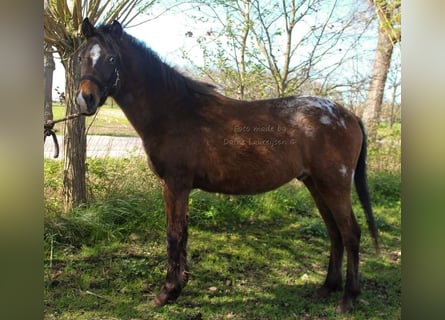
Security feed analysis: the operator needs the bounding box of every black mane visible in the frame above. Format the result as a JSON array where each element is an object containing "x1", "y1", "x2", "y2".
[{"x1": 96, "y1": 24, "x2": 217, "y2": 98}]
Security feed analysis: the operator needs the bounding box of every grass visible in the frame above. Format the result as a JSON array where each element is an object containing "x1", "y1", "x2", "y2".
[
  {"x1": 44, "y1": 173, "x2": 400, "y2": 318},
  {"x1": 44, "y1": 109, "x2": 401, "y2": 319},
  {"x1": 52, "y1": 103, "x2": 138, "y2": 137}
]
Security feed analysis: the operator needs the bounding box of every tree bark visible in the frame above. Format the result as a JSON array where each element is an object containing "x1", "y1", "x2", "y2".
[
  {"x1": 363, "y1": 0, "x2": 400, "y2": 140},
  {"x1": 44, "y1": 49, "x2": 55, "y2": 122},
  {"x1": 362, "y1": 25, "x2": 394, "y2": 139},
  {"x1": 62, "y1": 53, "x2": 87, "y2": 210}
]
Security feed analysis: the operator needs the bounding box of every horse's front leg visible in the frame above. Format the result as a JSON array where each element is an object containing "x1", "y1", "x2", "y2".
[{"x1": 154, "y1": 183, "x2": 190, "y2": 307}]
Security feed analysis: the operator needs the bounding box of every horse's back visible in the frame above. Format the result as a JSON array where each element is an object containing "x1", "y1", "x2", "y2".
[{"x1": 192, "y1": 95, "x2": 362, "y2": 194}]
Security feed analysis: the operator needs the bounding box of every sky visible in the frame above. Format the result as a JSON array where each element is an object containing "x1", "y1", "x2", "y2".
[{"x1": 51, "y1": 1, "x2": 399, "y2": 103}]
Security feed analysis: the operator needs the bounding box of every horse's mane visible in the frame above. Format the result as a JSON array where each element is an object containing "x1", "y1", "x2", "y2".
[{"x1": 96, "y1": 24, "x2": 218, "y2": 99}]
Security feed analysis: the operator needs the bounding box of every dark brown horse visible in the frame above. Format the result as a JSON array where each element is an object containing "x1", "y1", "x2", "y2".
[{"x1": 76, "y1": 18, "x2": 379, "y2": 313}]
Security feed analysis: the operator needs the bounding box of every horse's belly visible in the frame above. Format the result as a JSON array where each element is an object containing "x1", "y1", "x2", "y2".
[{"x1": 193, "y1": 163, "x2": 298, "y2": 195}]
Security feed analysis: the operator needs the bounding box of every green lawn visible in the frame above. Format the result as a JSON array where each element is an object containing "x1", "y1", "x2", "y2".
[
  {"x1": 44, "y1": 159, "x2": 401, "y2": 319},
  {"x1": 51, "y1": 103, "x2": 138, "y2": 137}
]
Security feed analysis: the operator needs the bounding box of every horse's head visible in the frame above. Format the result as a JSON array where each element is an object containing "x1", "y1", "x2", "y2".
[{"x1": 76, "y1": 18, "x2": 122, "y2": 115}]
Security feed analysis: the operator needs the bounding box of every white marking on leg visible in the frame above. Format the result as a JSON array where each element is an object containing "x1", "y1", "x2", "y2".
[
  {"x1": 339, "y1": 165, "x2": 348, "y2": 177},
  {"x1": 90, "y1": 44, "x2": 101, "y2": 67}
]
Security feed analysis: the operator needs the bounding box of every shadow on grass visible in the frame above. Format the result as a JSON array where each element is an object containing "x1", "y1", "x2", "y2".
[
  {"x1": 45, "y1": 204, "x2": 400, "y2": 319},
  {"x1": 45, "y1": 172, "x2": 400, "y2": 319}
]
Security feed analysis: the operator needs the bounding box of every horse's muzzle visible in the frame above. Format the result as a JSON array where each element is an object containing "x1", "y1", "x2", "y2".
[{"x1": 76, "y1": 91, "x2": 97, "y2": 116}]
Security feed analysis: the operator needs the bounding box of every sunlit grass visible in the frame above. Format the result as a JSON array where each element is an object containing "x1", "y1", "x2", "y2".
[{"x1": 51, "y1": 103, "x2": 138, "y2": 137}]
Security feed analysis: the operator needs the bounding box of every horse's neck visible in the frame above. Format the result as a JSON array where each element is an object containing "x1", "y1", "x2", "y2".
[
  {"x1": 114, "y1": 43, "x2": 192, "y2": 135},
  {"x1": 112, "y1": 72, "x2": 176, "y2": 138}
]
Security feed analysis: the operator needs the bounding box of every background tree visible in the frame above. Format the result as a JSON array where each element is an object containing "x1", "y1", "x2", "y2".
[
  {"x1": 362, "y1": 0, "x2": 401, "y2": 139},
  {"x1": 44, "y1": 0, "x2": 156, "y2": 210},
  {"x1": 182, "y1": 0, "x2": 261, "y2": 99},
  {"x1": 386, "y1": 47, "x2": 401, "y2": 127},
  {"x1": 182, "y1": 0, "x2": 374, "y2": 100}
]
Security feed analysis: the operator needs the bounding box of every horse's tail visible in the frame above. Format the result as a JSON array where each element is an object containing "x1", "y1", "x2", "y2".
[{"x1": 355, "y1": 119, "x2": 380, "y2": 254}]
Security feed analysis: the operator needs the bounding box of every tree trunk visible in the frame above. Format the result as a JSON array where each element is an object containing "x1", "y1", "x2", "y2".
[
  {"x1": 362, "y1": 18, "x2": 395, "y2": 140},
  {"x1": 44, "y1": 49, "x2": 55, "y2": 122},
  {"x1": 62, "y1": 53, "x2": 87, "y2": 210}
]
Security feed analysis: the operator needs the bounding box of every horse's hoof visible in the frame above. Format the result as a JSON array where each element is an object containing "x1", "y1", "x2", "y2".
[
  {"x1": 153, "y1": 283, "x2": 181, "y2": 307},
  {"x1": 315, "y1": 286, "x2": 331, "y2": 299},
  {"x1": 336, "y1": 299, "x2": 354, "y2": 313},
  {"x1": 153, "y1": 292, "x2": 168, "y2": 307},
  {"x1": 314, "y1": 283, "x2": 342, "y2": 299}
]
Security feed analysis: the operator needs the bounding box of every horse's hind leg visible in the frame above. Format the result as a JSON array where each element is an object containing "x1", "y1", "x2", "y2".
[
  {"x1": 315, "y1": 180, "x2": 361, "y2": 313},
  {"x1": 304, "y1": 177, "x2": 344, "y2": 297},
  {"x1": 334, "y1": 208, "x2": 361, "y2": 313}
]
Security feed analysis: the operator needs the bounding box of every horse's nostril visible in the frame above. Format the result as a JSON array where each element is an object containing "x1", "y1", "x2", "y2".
[{"x1": 83, "y1": 93, "x2": 95, "y2": 106}]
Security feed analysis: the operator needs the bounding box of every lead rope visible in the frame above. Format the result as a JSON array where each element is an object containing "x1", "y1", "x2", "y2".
[{"x1": 44, "y1": 113, "x2": 82, "y2": 158}]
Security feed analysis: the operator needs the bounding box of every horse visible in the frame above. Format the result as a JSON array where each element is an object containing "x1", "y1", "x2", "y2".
[{"x1": 76, "y1": 18, "x2": 379, "y2": 313}]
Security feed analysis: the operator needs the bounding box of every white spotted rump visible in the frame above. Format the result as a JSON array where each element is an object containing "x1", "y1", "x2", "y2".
[
  {"x1": 320, "y1": 115, "x2": 332, "y2": 125},
  {"x1": 90, "y1": 44, "x2": 102, "y2": 67},
  {"x1": 299, "y1": 96, "x2": 337, "y2": 116},
  {"x1": 314, "y1": 97, "x2": 336, "y2": 116}
]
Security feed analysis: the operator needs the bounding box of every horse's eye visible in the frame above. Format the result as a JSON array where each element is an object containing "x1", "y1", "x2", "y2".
[{"x1": 108, "y1": 56, "x2": 116, "y2": 64}]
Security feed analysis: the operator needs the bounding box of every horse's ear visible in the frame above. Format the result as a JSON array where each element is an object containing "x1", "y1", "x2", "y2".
[
  {"x1": 82, "y1": 17, "x2": 95, "y2": 38},
  {"x1": 110, "y1": 20, "x2": 123, "y2": 39}
]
